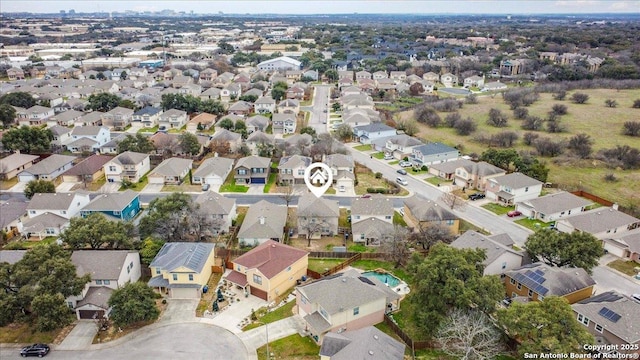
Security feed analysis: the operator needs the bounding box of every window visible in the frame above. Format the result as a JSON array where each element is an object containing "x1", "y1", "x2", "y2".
[
  {"x1": 61, "y1": 210, "x2": 67, "y2": 214},
  {"x1": 510, "y1": 278, "x2": 516, "y2": 285},
  {"x1": 298, "y1": 169, "x2": 304, "y2": 176},
  {"x1": 109, "y1": 166, "x2": 116, "y2": 172},
  {"x1": 501, "y1": 262, "x2": 507, "y2": 269},
  {"x1": 528, "y1": 289, "x2": 533, "y2": 297},
  {"x1": 238, "y1": 169, "x2": 246, "y2": 175},
  {"x1": 104, "y1": 280, "x2": 110, "y2": 285},
  {"x1": 385, "y1": 215, "x2": 392, "y2": 220},
  {"x1": 353, "y1": 307, "x2": 360, "y2": 316},
  {"x1": 45, "y1": 228, "x2": 56, "y2": 235},
  {"x1": 286, "y1": 266, "x2": 291, "y2": 272},
  {"x1": 155, "y1": 268, "x2": 160, "y2": 275},
  {"x1": 30, "y1": 210, "x2": 36, "y2": 214},
  {"x1": 96, "y1": 280, "x2": 103, "y2": 285},
  {"x1": 595, "y1": 324, "x2": 603, "y2": 333},
  {"x1": 172, "y1": 274, "x2": 178, "y2": 281},
  {"x1": 577, "y1": 314, "x2": 589, "y2": 326},
  {"x1": 517, "y1": 282, "x2": 522, "y2": 290},
  {"x1": 253, "y1": 274, "x2": 262, "y2": 285},
  {"x1": 446, "y1": 220, "x2": 455, "y2": 225},
  {"x1": 525, "y1": 187, "x2": 529, "y2": 192},
  {"x1": 188, "y1": 274, "x2": 194, "y2": 281}
]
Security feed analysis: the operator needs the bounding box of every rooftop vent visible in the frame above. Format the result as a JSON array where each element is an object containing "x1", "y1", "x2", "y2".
[
  {"x1": 373, "y1": 334, "x2": 379, "y2": 340},
  {"x1": 369, "y1": 350, "x2": 374, "y2": 355}
]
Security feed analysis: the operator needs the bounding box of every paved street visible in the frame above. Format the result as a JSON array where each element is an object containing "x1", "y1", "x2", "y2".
[{"x1": 303, "y1": 85, "x2": 331, "y2": 135}]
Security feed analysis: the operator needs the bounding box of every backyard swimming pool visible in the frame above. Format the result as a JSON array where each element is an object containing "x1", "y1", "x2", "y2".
[{"x1": 361, "y1": 271, "x2": 401, "y2": 287}]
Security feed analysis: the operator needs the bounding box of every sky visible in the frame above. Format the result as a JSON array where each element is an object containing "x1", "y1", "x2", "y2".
[{"x1": 1, "y1": 0, "x2": 639, "y2": 14}]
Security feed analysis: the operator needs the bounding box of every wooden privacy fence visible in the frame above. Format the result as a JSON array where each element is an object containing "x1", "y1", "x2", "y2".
[
  {"x1": 321, "y1": 252, "x2": 362, "y2": 277},
  {"x1": 571, "y1": 190, "x2": 614, "y2": 207},
  {"x1": 383, "y1": 314, "x2": 432, "y2": 351}
]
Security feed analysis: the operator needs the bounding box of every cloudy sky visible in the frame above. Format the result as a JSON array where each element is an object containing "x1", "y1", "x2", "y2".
[{"x1": 1, "y1": 0, "x2": 639, "y2": 14}]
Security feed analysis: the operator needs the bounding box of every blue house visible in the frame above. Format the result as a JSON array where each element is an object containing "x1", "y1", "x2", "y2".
[{"x1": 80, "y1": 190, "x2": 140, "y2": 221}]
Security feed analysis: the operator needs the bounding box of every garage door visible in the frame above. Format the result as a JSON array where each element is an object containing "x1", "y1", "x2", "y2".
[
  {"x1": 78, "y1": 310, "x2": 105, "y2": 319},
  {"x1": 148, "y1": 176, "x2": 165, "y2": 184},
  {"x1": 250, "y1": 177, "x2": 266, "y2": 184},
  {"x1": 603, "y1": 240, "x2": 626, "y2": 258},
  {"x1": 250, "y1": 287, "x2": 267, "y2": 300},
  {"x1": 171, "y1": 287, "x2": 199, "y2": 299}
]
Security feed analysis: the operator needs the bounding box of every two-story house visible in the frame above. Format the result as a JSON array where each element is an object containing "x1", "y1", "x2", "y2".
[
  {"x1": 556, "y1": 208, "x2": 640, "y2": 239},
  {"x1": 68, "y1": 126, "x2": 111, "y2": 153},
  {"x1": 79, "y1": 190, "x2": 141, "y2": 221},
  {"x1": 148, "y1": 242, "x2": 216, "y2": 299},
  {"x1": 272, "y1": 113, "x2": 297, "y2": 134},
  {"x1": 237, "y1": 200, "x2": 287, "y2": 246},
  {"x1": 23, "y1": 192, "x2": 91, "y2": 239},
  {"x1": 158, "y1": 109, "x2": 188, "y2": 129},
  {"x1": 132, "y1": 106, "x2": 163, "y2": 128},
  {"x1": 225, "y1": 240, "x2": 308, "y2": 301},
  {"x1": 450, "y1": 231, "x2": 524, "y2": 275},
  {"x1": 103, "y1": 151, "x2": 151, "y2": 183},
  {"x1": 49, "y1": 109, "x2": 84, "y2": 127},
  {"x1": 228, "y1": 100, "x2": 253, "y2": 116},
  {"x1": 486, "y1": 172, "x2": 543, "y2": 205},
  {"x1": 102, "y1": 107, "x2": 134, "y2": 130},
  {"x1": 353, "y1": 123, "x2": 396, "y2": 144},
  {"x1": 277, "y1": 155, "x2": 311, "y2": 185},
  {"x1": 254, "y1": 96, "x2": 276, "y2": 114},
  {"x1": 320, "y1": 327, "x2": 405, "y2": 360},
  {"x1": 372, "y1": 134, "x2": 423, "y2": 160},
  {"x1": 147, "y1": 157, "x2": 193, "y2": 185},
  {"x1": 410, "y1": 143, "x2": 459, "y2": 166},
  {"x1": 234, "y1": 156, "x2": 271, "y2": 185},
  {"x1": 277, "y1": 99, "x2": 300, "y2": 114},
  {"x1": 351, "y1": 195, "x2": 395, "y2": 245},
  {"x1": 246, "y1": 115, "x2": 269, "y2": 134},
  {"x1": 504, "y1": 263, "x2": 595, "y2": 304},
  {"x1": 16, "y1": 105, "x2": 54, "y2": 127},
  {"x1": 194, "y1": 191, "x2": 236, "y2": 235},
  {"x1": 17, "y1": 154, "x2": 76, "y2": 183},
  {"x1": 298, "y1": 193, "x2": 340, "y2": 238},
  {"x1": 324, "y1": 154, "x2": 355, "y2": 193},
  {"x1": 68, "y1": 250, "x2": 141, "y2": 319},
  {"x1": 403, "y1": 195, "x2": 460, "y2": 235}
]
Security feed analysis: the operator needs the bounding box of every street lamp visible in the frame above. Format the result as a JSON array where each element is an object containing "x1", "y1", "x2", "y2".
[{"x1": 256, "y1": 321, "x2": 269, "y2": 360}]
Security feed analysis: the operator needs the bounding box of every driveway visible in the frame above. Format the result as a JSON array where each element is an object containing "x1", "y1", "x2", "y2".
[
  {"x1": 8, "y1": 180, "x2": 27, "y2": 193},
  {"x1": 245, "y1": 185, "x2": 265, "y2": 194},
  {"x1": 202, "y1": 293, "x2": 267, "y2": 334},
  {"x1": 159, "y1": 299, "x2": 198, "y2": 324},
  {"x1": 98, "y1": 181, "x2": 120, "y2": 193},
  {"x1": 237, "y1": 315, "x2": 306, "y2": 350},
  {"x1": 140, "y1": 183, "x2": 164, "y2": 194},
  {"x1": 56, "y1": 181, "x2": 78, "y2": 192},
  {"x1": 56, "y1": 321, "x2": 98, "y2": 351}
]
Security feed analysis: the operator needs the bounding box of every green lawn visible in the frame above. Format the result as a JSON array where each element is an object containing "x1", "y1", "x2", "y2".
[
  {"x1": 351, "y1": 259, "x2": 410, "y2": 283},
  {"x1": 119, "y1": 175, "x2": 148, "y2": 191},
  {"x1": 263, "y1": 173, "x2": 277, "y2": 193},
  {"x1": 354, "y1": 144, "x2": 372, "y2": 151},
  {"x1": 256, "y1": 334, "x2": 319, "y2": 360},
  {"x1": 219, "y1": 172, "x2": 249, "y2": 193},
  {"x1": 389, "y1": 160, "x2": 399, "y2": 165},
  {"x1": 308, "y1": 258, "x2": 344, "y2": 273},
  {"x1": 514, "y1": 217, "x2": 550, "y2": 231},
  {"x1": 372, "y1": 152, "x2": 385, "y2": 159},
  {"x1": 607, "y1": 259, "x2": 640, "y2": 276},
  {"x1": 481, "y1": 203, "x2": 514, "y2": 215},
  {"x1": 424, "y1": 176, "x2": 450, "y2": 186},
  {"x1": 347, "y1": 243, "x2": 376, "y2": 253},
  {"x1": 137, "y1": 125, "x2": 158, "y2": 133},
  {"x1": 393, "y1": 211, "x2": 407, "y2": 226},
  {"x1": 3, "y1": 236, "x2": 58, "y2": 250}
]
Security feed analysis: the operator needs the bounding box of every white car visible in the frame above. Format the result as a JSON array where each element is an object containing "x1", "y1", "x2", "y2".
[
  {"x1": 396, "y1": 177, "x2": 408, "y2": 186},
  {"x1": 383, "y1": 154, "x2": 394, "y2": 160},
  {"x1": 399, "y1": 161, "x2": 412, "y2": 167}
]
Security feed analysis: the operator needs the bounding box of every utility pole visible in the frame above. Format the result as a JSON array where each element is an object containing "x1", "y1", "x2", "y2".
[{"x1": 257, "y1": 321, "x2": 269, "y2": 359}]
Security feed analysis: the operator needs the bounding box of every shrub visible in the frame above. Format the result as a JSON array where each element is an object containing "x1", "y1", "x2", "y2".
[
  {"x1": 603, "y1": 173, "x2": 617, "y2": 182},
  {"x1": 523, "y1": 132, "x2": 540, "y2": 146},
  {"x1": 521, "y1": 116, "x2": 544, "y2": 131},
  {"x1": 605, "y1": 99, "x2": 618, "y2": 108},
  {"x1": 551, "y1": 104, "x2": 568, "y2": 116},
  {"x1": 444, "y1": 112, "x2": 462, "y2": 127},
  {"x1": 571, "y1": 92, "x2": 589, "y2": 104},
  {"x1": 453, "y1": 118, "x2": 477, "y2": 136},
  {"x1": 553, "y1": 90, "x2": 567, "y2": 100},
  {"x1": 375, "y1": 172, "x2": 382, "y2": 179},
  {"x1": 633, "y1": 99, "x2": 640, "y2": 108},
  {"x1": 421, "y1": 165, "x2": 428, "y2": 171},
  {"x1": 513, "y1": 107, "x2": 528, "y2": 120},
  {"x1": 622, "y1": 121, "x2": 640, "y2": 137}
]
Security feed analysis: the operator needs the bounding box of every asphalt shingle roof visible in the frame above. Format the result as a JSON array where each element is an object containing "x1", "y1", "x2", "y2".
[
  {"x1": 19, "y1": 154, "x2": 76, "y2": 176},
  {"x1": 232, "y1": 240, "x2": 308, "y2": 279},
  {"x1": 82, "y1": 190, "x2": 138, "y2": 212},
  {"x1": 150, "y1": 243, "x2": 215, "y2": 273},
  {"x1": 450, "y1": 230, "x2": 523, "y2": 266},
  {"x1": 71, "y1": 250, "x2": 135, "y2": 279},
  {"x1": 505, "y1": 263, "x2": 595, "y2": 298},
  {"x1": 320, "y1": 327, "x2": 405, "y2": 360},
  {"x1": 560, "y1": 207, "x2": 640, "y2": 235},
  {"x1": 237, "y1": 200, "x2": 287, "y2": 240},
  {"x1": 573, "y1": 291, "x2": 640, "y2": 344},
  {"x1": 351, "y1": 196, "x2": 394, "y2": 217},
  {"x1": 404, "y1": 195, "x2": 457, "y2": 221}
]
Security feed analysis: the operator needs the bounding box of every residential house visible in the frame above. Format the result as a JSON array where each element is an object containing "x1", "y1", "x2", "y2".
[
  {"x1": 150, "y1": 132, "x2": 208, "y2": 158},
  {"x1": 243, "y1": 88, "x2": 265, "y2": 99},
  {"x1": 303, "y1": 69, "x2": 318, "y2": 81},
  {"x1": 254, "y1": 96, "x2": 276, "y2": 114},
  {"x1": 234, "y1": 156, "x2": 271, "y2": 185},
  {"x1": 0, "y1": 153, "x2": 39, "y2": 180},
  {"x1": 26, "y1": 192, "x2": 90, "y2": 220},
  {"x1": 516, "y1": 192, "x2": 592, "y2": 222},
  {"x1": 504, "y1": 263, "x2": 595, "y2": 304},
  {"x1": 449, "y1": 160, "x2": 506, "y2": 190},
  {"x1": 16, "y1": 105, "x2": 54, "y2": 126},
  {"x1": 297, "y1": 192, "x2": 340, "y2": 238},
  {"x1": 353, "y1": 123, "x2": 396, "y2": 144},
  {"x1": 351, "y1": 217, "x2": 394, "y2": 247},
  {"x1": 338, "y1": 77, "x2": 354, "y2": 89},
  {"x1": 147, "y1": 157, "x2": 193, "y2": 185},
  {"x1": 17, "y1": 154, "x2": 76, "y2": 182},
  {"x1": 450, "y1": 231, "x2": 524, "y2": 275},
  {"x1": 341, "y1": 93, "x2": 375, "y2": 110},
  {"x1": 228, "y1": 100, "x2": 253, "y2": 116},
  {"x1": 187, "y1": 112, "x2": 216, "y2": 134},
  {"x1": 199, "y1": 68, "x2": 218, "y2": 82},
  {"x1": 410, "y1": 143, "x2": 459, "y2": 166},
  {"x1": 246, "y1": 131, "x2": 275, "y2": 155},
  {"x1": 200, "y1": 87, "x2": 221, "y2": 101},
  {"x1": 21, "y1": 212, "x2": 69, "y2": 240},
  {"x1": 403, "y1": 196, "x2": 459, "y2": 234},
  {"x1": 572, "y1": 292, "x2": 640, "y2": 356},
  {"x1": 463, "y1": 75, "x2": 485, "y2": 88},
  {"x1": 98, "y1": 134, "x2": 126, "y2": 155},
  {"x1": 61, "y1": 154, "x2": 112, "y2": 183},
  {"x1": 272, "y1": 113, "x2": 297, "y2": 134},
  {"x1": 257, "y1": 56, "x2": 302, "y2": 71},
  {"x1": 76, "y1": 111, "x2": 104, "y2": 127},
  {"x1": 296, "y1": 269, "x2": 401, "y2": 344},
  {"x1": 158, "y1": 109, "x2": 188, "y2": 130},
  {"x1": 482, "y1": 81, "x2": 508, "y2": 92},
  {"x1": 286, "y1": 85, "x2": 305, "y2": 100},
  {"x1": 103, "y1": 151, "x2": 151, "y2": 183},
  {"x1": 148, "y1": 242, "x2": 216, "y2": 299},
  {"x1": 194, "y1": 191, "x2": 236, "y2": 235},
  {"x1": 325, "y1": 154, "x2": 355, "y2": 193},
  {"x1": 486, "y1": 173, "x2": 543, "y2": 205},
  {"x1": 68, "y1": 126, "x2": 110, "y2": 153},
  {"x1": 320, "y1": 326, "x2": 405, "y2": 360},
  {"x1": 0, "y1": 199, "x2": 29, "y2": 239},
  {"x1": 102, "y1": 107, "x2": 134, "y2": 130},
  {"x1": 225, "y1": 240, "x2": 308, "y2": 301},
  {"x1": 49, "y1": 109, "x2": 84, "y2": 127},
  {"x1": 237, "y1": 200, "x2": 287, "y2": 246},
  {"x1": 602, "y1": 229, "x2": 640, "y2": 263},
  {"x1": 440, "y1": 73, "x2": 458, "y2": 87},
  {"x1": 350, "y1": 195, "x2": 394, "y2": 245},
  {"x1": 423, "y1": 72, "x2": 440, "y2": 82},
  {"x1": 356, "y1": 70, "x2": 372, "y2": 81},
  {"x1": 372, "y1": 134, "x2": 423, "y2": 160},
  {"x1": 79, "y1": 190, "x2": 141, "y2": 221},
  {"x1": 372, "y1": 71, "x2": 388, "y2": 80},
  {"x1": 210, "y1": 129, "x2": 243, "y2": 153},
  {"x1": 555, "y1": 208, "x2": 640, "y2": 239},
  {"x1": 7, "y1": 67, "x2": 25, "y2": 81},
  {"x1": 132, "y1": 106, "x2": 163, "y2": 128},
  {"x1": 192, "y1": 157, "x2": 234, "y2": 186},
  {"x1": 246, "y1": 115, "x2": 269, "y2": 134},
  {"x1": 69, "y1": 250, "x2": 141, "y2": 319},
  {"x1": 278, "y1": 155, "x2": 312, "y2": 185},
  {"x1": 277, "y1": 99, "x2": 300, "y2": 114}
]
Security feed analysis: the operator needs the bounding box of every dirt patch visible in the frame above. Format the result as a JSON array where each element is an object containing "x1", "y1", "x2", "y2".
[
  {"x1": 53, "y1": 323, "x2": 77, "y2": 345},
  {"x1": 92, "y1": 298, "x2": 167, "y2": 344},
  {"x1": 290, "y1": 235, "x2": 346, "y2": 251}
]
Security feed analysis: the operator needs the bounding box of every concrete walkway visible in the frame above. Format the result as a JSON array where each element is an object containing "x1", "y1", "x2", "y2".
[
  {"x1": 57, "y1": 321, "x2": 98, "y2": 350},
  {"x1": 200, "y1": 294, "x2": 267, "y2": 334},
  {"x1": 236, "y1": 315, "x2": 307, "y2": 360}
]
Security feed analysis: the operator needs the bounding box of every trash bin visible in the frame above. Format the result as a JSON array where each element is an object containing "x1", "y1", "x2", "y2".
[{"x1": 203, "y1": 285, "x2": 209, "y2": 294}]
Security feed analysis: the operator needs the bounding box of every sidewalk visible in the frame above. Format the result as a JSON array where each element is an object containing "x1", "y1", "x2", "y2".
[{"x1": 236, "y1": 315, "x2": 307, "y2": 359}]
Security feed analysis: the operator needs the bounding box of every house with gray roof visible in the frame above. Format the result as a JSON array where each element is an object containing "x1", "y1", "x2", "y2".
[
  {"x1": 192, "y1": 157, "x2": 234, "y2": 186},
  {"x1": 209, "y1": 129, "x2": 242, "y2": 153},
  {"x1": 450, "y1": 231, "x2": 524, "y2": 275},
  {"x1": 371, "y1": 134, "x2": 423, "y2": 160},
  {"x1": 429, "y1": 158, "x2": 506, "y2": 190},
  {"x1": 254, "y1": 96, "x2": 276, "y2": 114},
  {"x1": 353, "y1": 123, "x2": 396, "y2": 144},
  {"x1": 403, "y1": 195, "x2": 459, "y2": 234},
  {"x1": 102, "y1": 106, "x2": 134, "y2": 130},
  {"x1": 246, "y1": 131, "x2": 275, "y2": 155},
  {"x1": 351, "y1": 217, "x2": 395, "y2": 246},
  {"x1": 278, "y1": 155, "x2": 312, "y2": 185},
  {"x1": 103, "y1": 151, "x2": 150, "y2": 183},
  {"x1": 486, "y1": 172, "x2": 543, "y2": 205},
  {"x1": 69, "y1": 126, "x2": 110, "y2": 151},
  {"x1": 410, "y1": 142, "x2": 459, "y2": 166},
  {"x1": 0, "y1": 199, "x2": 28, "y2": 239},
  {"x1": 194, "y1": 191, "x2": 236, "y2": 235},
  {"x1": 298, "y1": 192, "x2": 339, "y2": 238},
  {"x1": 68, "y1": 250, "x2": 141, "y2": 319},
  {"x1": 148, "y1": 242, "x2": 216, "y2": 299},
  {"x1": 22, "y1": 212, "x2": 70, "y2": 240},
  {"x1": 80, "y1": 190, "x2": 140, "y2": 221},
  {"x1": 132, "y1": 106, "x2": 163, "y2": 128},
  {"x1": 296, "y1": 269, "x2": 401, "y2": 344},
  {"x1": 27, "y1": 192, "x2": 91, "y2": 220},
  {"x1": 147, "y1": 157, "x2": 193, "y2": 185},
  {"x1": 0, "y1": 250, "x2": 27, "y2": 265},
  {"x1": 516, "y1": 192, "x2": 593, "y2": 222},
  {"x1": 246, "y1": 115, "x2": 269, "y2": 134},
  {"x1": 158, "y1": 109, "x2": 188, "y2": 129},
  {"x1": 50, "y1": 125, "x2": 73, "y2": 148},
  {"x1": 602, "y1": 229, "x2": 640, "y2": 263},
  {"x1": 556, "y1": 207, "x2": 640, "y2": 239},
  {"x1": 234, "y1": 155, "x2": 271, "y2": 185},
  {"x1": 572, "y1": 291, "x2": 640, "y2": 354},
  {"x1": 49, "y1": 109, "x2": 84, "y2": 127},
  {"x1": 17, "y1": 154, "x2": 76, "y2": 182},
  {"x1": 237, "y1": 200, "x2": 287, "y2": 246},
  {"x1": 0, "y1": 153, "x2": 39, "y2": 180},
  {"x1": 504, "y1": 263, "x2": 595, "y2": 304},
  {"x1": 320, "y1": 326, "x2": 405, "y2": 360},
  {"x1": 272, "y1": 113, "x2": 297, "y2": 134}
]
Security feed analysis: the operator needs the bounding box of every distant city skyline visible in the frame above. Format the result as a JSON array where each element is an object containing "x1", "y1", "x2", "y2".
[{"x1": 2, "y1": 0, "x2": 639, "y2": 15}]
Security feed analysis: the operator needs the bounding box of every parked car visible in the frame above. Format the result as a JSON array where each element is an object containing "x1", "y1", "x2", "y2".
[
  {"x1": 396, "y1": 177, "x2": 408, "y2": 186},
  {"x1": 396, "y1": 169, "x2": 407, "y2": 175},
  {"x1": 507, "y1": 210, "x2": 522, "y2": 217},
  {"x1": 632, "y1": 294, "x2": 640, "y2": 302},
  {"x1": 201, "y1": 183, "x2": 210, "y2": 191},
  {"x1": 20, "y1": 344, "x2": 50, "y2": 357},
  {"x1": 399, "y1": 161, "x2": 412, "y2": 167},
  {"x1": 383, "y1": 154, "x2": 394, "y2": 160},
  {"x1": 361, "y1": 194, "x2": 372, "y2": 198},
  {"x1": 468, "y1": 193, "x2": 485, "y2": 201},
  {"x1": 399, "y1": 208, "x2": 405, "y2": 216}
]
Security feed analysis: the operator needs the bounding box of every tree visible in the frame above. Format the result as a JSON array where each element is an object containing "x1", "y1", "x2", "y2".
[
  {"x1": 108, "y1": 282, "x2": 159, "y2": 328},
  {"x1": 600, "y1": 145, "x2": 640, "y2": 170},
  {"x1": 380, "y1": 225, "x2": 411, "y2": 268},
  {"x1": 31, "y1": 293, "x2": 72, "y2": 332},
  {"x1": 622, "y1": 121, "x2": 640, "y2": 136},
  {"x1": 0, "y1": 104, "x2": 16, "y2": 127},
  {"x1": 139, "y1": 193, "x2": 214, "y2": 242},
  {"x1": 87, "y1": 93, "x2": 122, "y2": 112},
  {"x1": 491, "y1": 131, "x2": 519, "y2": 148},
  {"x1": 497, "y1": 297, "x2": 594, "y2": 357},
  {"x1": 409, "y1": 223, "x2": 455, "y2": 251},
  {"x1": 179, "y1": 132, "x2": 201, "y2": 156},
  {"x1": 117, "y1": 133, "x2": 155, "y2": 154},
  {"x1": 487, "y1": 108, "x2": 508, "y2": 127},
  {"x1": 453, "y1": 118, "x2": 477, "y2": 135},
  {"x1": 415, "y1": 106, "x2": 441, "y2": 127},
  {"x1": 118, "y1": 99, "x2": 137, "y2": 110},
  {"x1": 523, "y1": 132, "x2": 539, "y2": 146},
  {"x1": 140, "y1": 237, "x2": 165, "y2": 265},
  {"x1": 218, "y1": 118, "x2": 234, "y2": 130},
  {"x1": 409, "y1": 82, "x2": 424, "y2": 96},
  {"x1": 479, "y1": 148, "x2": 520, "y2": 171},
  {"x1": 333, "y1": 124, "x2": 353, "y2": 142},
  {"x1": 553, "y1": 90, "x2": 567, "y2": 101},
  {"x1": 0, "y1": 244, "x2": 89, "y2": 327},
  {"x1": 160, "y1": 94, "x2": 200, "y2": 113},
  {"x1": 395, "y1": 118, "x2": 419, "y2": 136},
  {"x1": 534, "y1": 137, "x2": 566, "y2": 157},
  {"x1": 271, "y1": 87, "x2": 286, "y2": 102},
  {"x1": 444, "y1": 112, "x2": 462, "y2": 127},
  {"x1": 60, "y1": 213, "x2": 135, "y2": 249},
  {"x1": 325, "y1": 69, "x2": 338, "y2": 81},
  {"x1": 632, "y1": 99, "x2": 640, "y2": 108},
  {"x1": 465, "y1": 94, "x2": 478, "y2": 104},
  {"x1": 550, "y1": 104, "x2": 568, "y2": 116},
  {"x1": 0, "y1": 92, "x2": 35, "y2": 108},
  {"x1": 571, "y1": 92, "x2": 589, "y2": 104},
  {"x1": 331, "y1": 102, "x2": 341, "y2": 112},
  {"x1": 440, "y1": 192, "x2": 467, "y2": 211},
  {"x1": 199, "y1": 100, "x2": 225, "y2": 115},
  {"x1": 568, "y1": 133, "x2": 593, "y2": 159},
  {"x1": 512, "y1": 107, "x2": 528, "y2": 120},
  {"x1": 24, "y1": 179, "x2": 55, "y2": 199},
  {"x1": 525, "y1": 229, "x2": 603, "y2": 274},
  {"x1": 1, "y1": 125, "x2": 53, "y2": 153},
  {"x1": 407, "y1": 243, "x2": 504, "y2": 337},
  {"x1": 521, "y1": 115, "x2": 544, "y2": 131},
  {"x1": 605, "y1": 99, "x2": 618, "y2": 108},
  {"x1": 545, "y1": 113, "x2": 565, "y2": 133},
  {"x1": 436, "y1": 309, "x2": 505, "y2": 360},
  {"x1": 299, "y1": 126, "x2": 317, "y2": 137}
]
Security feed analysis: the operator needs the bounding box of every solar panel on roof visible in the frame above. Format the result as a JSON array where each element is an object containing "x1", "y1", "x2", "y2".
[
  {"x1": 534, "y1": 269, "x2": 545, "y2": 276},
  {"x1": 598, "y1": 307, "x2": 622, "y2": 323}
]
